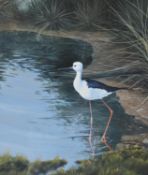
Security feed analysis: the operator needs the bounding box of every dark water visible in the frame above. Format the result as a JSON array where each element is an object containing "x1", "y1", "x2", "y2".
[{"x1": 0, "y1": 32, "x2": 143, "y2": 167}]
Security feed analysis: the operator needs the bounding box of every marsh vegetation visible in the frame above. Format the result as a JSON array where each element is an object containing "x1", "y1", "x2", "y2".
[
  {"x1": 54, "y1": 147, "x2": 148, "y2": 175},
  {"x1": 0, "y1": 153, "x2": 67, "y2": 175},
  {"x1": 0, "y1": 147, "x2": 148, "y2": 175},
  {"x1": 0, "y1": 0, "x2": 148, "y2": 174}
]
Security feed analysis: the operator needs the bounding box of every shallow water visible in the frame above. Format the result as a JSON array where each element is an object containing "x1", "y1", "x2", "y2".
[{"x1": 0, "y1": 32, "x2": 142, "y2": 167}]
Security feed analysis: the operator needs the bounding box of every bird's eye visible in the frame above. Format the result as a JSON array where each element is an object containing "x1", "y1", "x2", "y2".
[{"x1": 74, "y1": 65, "x2": 76, "y2": 67}]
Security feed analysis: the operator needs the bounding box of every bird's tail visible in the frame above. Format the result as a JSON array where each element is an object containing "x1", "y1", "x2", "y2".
[{"x1": 118, "y1": 87, "x2": 143, "y2": 91}]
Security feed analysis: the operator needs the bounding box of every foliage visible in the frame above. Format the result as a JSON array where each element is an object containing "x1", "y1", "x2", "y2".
[
  {"x1": 55, "y1": 147, "x2": 148, "y2": 175},
  {"x1": 0, "y1": 0, "x2": 33, "y2": 21},
  {"x1": 29, "y1": 156, "x2": 67, "y2": 174},
  {"x1": 73, "y1": 0, "x2": 106, "y2": 30},
  {"x1": 0, "y1": 0, "x2": 13, "y2": 20},
  {"x1": 0, "y1": 153, "x2": 29, "y2": 175},
  {"x1": 28, "y1": 0, "x2": 73, "y2": 31},
  {"x1": 110, "y1": 0, "x2": 148, "y2": 63},
  {"x1": 0, "y1": 147, "x2": 147, "y2": 175},
  {"x1": 107, "y1": 0, "x2": 148, "y2": 89},
  {"x1": 0, "y1": 153, "x2": 67, "y2": 175},
  {"x1": 0, "y1": 0, "x2": 109, "y2": 30}
]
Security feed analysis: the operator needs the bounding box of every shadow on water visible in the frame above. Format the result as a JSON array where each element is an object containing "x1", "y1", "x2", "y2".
[{"x1": 0, "y1": 31, "x2": 146, "y2": 167}]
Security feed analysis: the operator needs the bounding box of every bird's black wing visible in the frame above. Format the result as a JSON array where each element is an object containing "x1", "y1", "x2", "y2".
[{"x1": 85, "y1": 79, "x2": 124, "y2": 92}]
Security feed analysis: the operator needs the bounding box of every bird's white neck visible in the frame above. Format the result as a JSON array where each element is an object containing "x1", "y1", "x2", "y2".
[
  {"x1": 75, "y1": 71, "x2": 82, "y2": 80},
  {"x1": 73, "y1": 71, "x2": 82, "y2": 91}
]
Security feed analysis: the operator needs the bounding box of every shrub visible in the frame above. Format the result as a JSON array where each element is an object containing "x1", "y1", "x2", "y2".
[
  {"x1": 55, "y1": 147, "x2": 148, "y2": 175},
  {"x1": 29, "y1": 0, "x2": 73, "y2": 31},
  {"x1": 111, "y1": 0, "x2": 148, "y2": 63},
  {"x1": 74, "y1": 0, "x2": 107, "y2": 30}
]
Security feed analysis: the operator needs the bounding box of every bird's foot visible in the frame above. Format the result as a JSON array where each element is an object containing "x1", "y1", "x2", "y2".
[
  {"x1": 101, "y1": 135, "x2": 107, "y2": 144},
  {"x1": 101, "y1": 135, "x2": 112, "y2": 151}
]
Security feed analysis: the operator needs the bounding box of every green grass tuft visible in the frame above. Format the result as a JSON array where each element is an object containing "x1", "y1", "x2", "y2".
[
  {"x1": 0, "y1": 153, "x2": 29, "y2": 175},
  {"x1": 29, "y1": 156, "x2": 67, "y2": 174},
  {"x1": 29, "y1": 0, "x2": 73, "y2": 31},
  {"x1": 54, "y1": 147, "x2": 148, "y2": 175},
  {"x1": 73, "y1": 0, "x2": 106, "y2": 30},
  {"x1": 0, "y1": 153, "x2": 66, "y2": 175}
]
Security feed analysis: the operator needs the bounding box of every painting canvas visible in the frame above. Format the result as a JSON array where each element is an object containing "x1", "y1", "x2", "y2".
[{"x1": 0, "y1": 0, "x2": 148, "y2": 174}]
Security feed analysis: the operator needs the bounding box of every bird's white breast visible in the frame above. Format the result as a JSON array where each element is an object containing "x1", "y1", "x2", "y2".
[{"x1": 73, "y1": 80, "x2": 112, "y2": 100}]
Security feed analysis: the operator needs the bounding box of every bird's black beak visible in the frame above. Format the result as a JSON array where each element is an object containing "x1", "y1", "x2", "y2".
[{"x1": 57, "y1": 67, "x2": 73, "y2": 72}]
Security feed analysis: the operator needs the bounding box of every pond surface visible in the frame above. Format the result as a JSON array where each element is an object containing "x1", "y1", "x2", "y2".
[{"x1": 0, "y1": 32, "x2": 143, "y2": 167}]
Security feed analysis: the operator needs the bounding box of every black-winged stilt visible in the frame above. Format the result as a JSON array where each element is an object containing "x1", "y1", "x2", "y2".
[{"x1": 60, "y1": 61, "x2": 126, "y2": 152}]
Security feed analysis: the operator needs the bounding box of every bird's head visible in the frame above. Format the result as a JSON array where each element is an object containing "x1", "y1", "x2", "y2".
[{"x1": 72, "y1": 62, "x2": 83, "y2": 73}]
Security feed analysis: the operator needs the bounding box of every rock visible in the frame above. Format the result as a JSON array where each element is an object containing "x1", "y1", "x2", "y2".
[
  {"x1": 143, "y1": 138, "x2": 148, "y2": 145},
  {"x1": 116, "y1": 133, "x2": 148, "y2": 150}
]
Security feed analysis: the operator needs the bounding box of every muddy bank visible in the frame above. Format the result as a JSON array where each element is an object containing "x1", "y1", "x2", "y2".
[{"x1": 117, "y1": 91, "x2": 148, "y2": 125}]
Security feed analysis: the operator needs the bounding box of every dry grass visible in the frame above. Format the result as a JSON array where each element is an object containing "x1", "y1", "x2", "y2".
[
  {"x1": 111, "y1": 0, "x2": 148, "y2": 62},
  {"x1": 0, "y1": 0, "x2": 108, "y2": 31},
  {"x1": 0, "y1": 0, "x2": 31, "y2": 22},
  {"x1": 74, "y1": 0, "x2": 106, "y2": 30},
  {"x1": 0, "y1": 0, "x2": 13, "y2": 20},
  {"x1": 103, "y1": 0, "x2": 148, "y2": 90},
  {"x1": 29, "y1": 0, "x2": 73, "y2": 31}
]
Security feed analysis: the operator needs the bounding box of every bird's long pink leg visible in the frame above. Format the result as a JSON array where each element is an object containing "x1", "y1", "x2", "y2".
[
  {"x1": 88, "y1": 101, "x2": 95, "y2": 156},
  {"x1": 101, "y1": 100, "x2": 113, "y2": 150}
]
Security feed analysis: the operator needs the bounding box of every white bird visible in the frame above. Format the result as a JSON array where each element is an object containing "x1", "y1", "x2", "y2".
[{"x1": 60, "y1": 61, "x2": 126, "y2": 151}]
